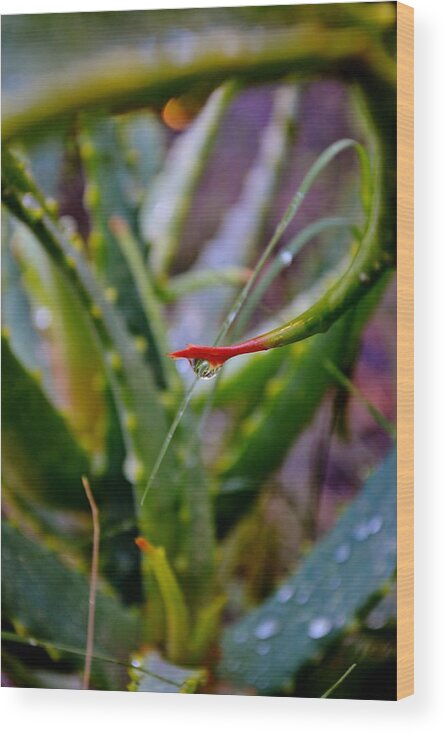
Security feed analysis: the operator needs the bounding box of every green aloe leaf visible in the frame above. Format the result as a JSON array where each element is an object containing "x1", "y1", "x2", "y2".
[
  {"x1": 1, "y1": 210, "x2": 43, "y2": 375},
  {"x1": 215, "y1": 275, "x2": 389, "y2": 532},
  {"x1": 78, "y1": 116, "x2": 168, "y2": 388},
  {"x1": 129, "y1": 650, "x2": 206, "y2": 693},
  {"x1": 219, "y1": 449, "x2": 396, "y2": 694},
  {"x1": 140, "y1": 81, "x2": 237, "y2": 276},
  {"x1": 1, "y1": 522, "x2": 141, "y2": 690},
  {"x1": 2, "y1": 17, "x2": 394, "y2": 145},
  {"x1": 2, "y1": 148, "x2": 214, "y2": 613},
  {"x1": 2, "y1": 335, "x2": 90, "y2": 509},
  {"x1": 10, "y1": 220, "x2": 106, "y2": 456}
]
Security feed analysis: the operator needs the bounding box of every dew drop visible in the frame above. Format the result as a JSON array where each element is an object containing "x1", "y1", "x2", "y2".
[
  {"x1": 191, "y1": 358, "x2": 222, "y2": 380},
  {"x1": 295, "y1": 589, "x2": 310, "y2": 605},
  {"x1": 367, "y1": 608, "x2": 388, "y2": 630},
  {"x1": 256, "y1": 642, "x2": 271, "y2": 656},
  {"x1": 28, "y1": 638, "x2": 38, "y2": 647},
  {"x1": 359, "y1": 271, "x2": 370, "y2": 283},
  {"x1": 59, "y1": 215, "x2": 77, "y2": 237},
  {"x1": 307, "y1": 617, "x2": 333, "y2": 640},
  {"x1": 22, "y1": 193, "x2": 43, "y2": 219},
  {"x1": 131, "y1": 659, "x2": 141, "y2": 668},
  {"x1": 334, "y1": 542, "x2": 351, "y2": 564},
  {"x1": 353, "y1": 522, "x2": 370, "y2": 542},
  {"x1": 33, "y1": 306, "x2": 52, "y2": 331},
  {"x1": 367, "y1": 515, "x2": 383, "y2": 535},
  {"x1": 123, "y1": 453, "x2": 143, "y2": 483},
  {"x1": 276, "y1": 584, "x2": 294, "y2": 603},
  {"x1": 280, "y1": 250, "x2": 293, "y2": 266},
  {"x1": 254, "y1": 618, "x2": 280, "y2": 640}
]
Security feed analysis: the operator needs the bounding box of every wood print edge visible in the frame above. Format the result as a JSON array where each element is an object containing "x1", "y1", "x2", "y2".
[{"x1": 396, "y1": 0, "x2": 414, "y2": 701}]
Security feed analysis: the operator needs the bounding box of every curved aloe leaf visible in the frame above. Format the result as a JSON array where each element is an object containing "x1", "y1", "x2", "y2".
[
  {"x1": 10, "y1": 220, "x2": 106, "y2": 455},
  {"x1": 219, "y1": 450, "x2": 396, "y2": 693},
  {"x1": 78, "y1": 116, "x2": 169, "y2": 387},
  {"x1": 2, "y1": 20, "x2": 394, "y2": 144},
  {"x1": 2, "y1": 335, "x2": 90, "y2": 509},
  {"x1": 215, "y1": 275, "x2": 389, "y2": 532},
  {"x1": 2, "y1": 149, "x2": 214, "y2": 610}
]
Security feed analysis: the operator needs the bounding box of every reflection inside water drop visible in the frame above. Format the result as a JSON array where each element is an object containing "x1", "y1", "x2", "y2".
[{"x1": 190, "y1": 358, "x2": 222, "y2": 380}]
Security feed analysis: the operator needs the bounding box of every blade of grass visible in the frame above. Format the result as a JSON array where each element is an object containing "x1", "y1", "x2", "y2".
[
  {"x1": 1, "y1": 631, "x2": 182, "y2": 689},
  {"x1": 321, "y1": 663, "x2": 357, "y2": 699},
  {"x1": 234, "y1": 216, "x2": 350, "y2": 336},
  {"x1": 81, "y1": 477, "x2": 100, "y2": 691},
  {"x1": 323, "y1": 358, "x2": 396, "y2": 438}
]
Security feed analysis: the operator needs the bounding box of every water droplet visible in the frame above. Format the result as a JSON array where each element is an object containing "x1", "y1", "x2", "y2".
[
  {"x1": 233, "y1": 628, "x2": 248, "y2": 644},
  {"x1": 359, "y1": 271, "x2": 370, "y2": 283},
  {"x1": 59, "y1": 215, "x2": 77, "y2": 237},
  {"x1": 353, "y1": 522, "x2": 370, "y2": 542},
  {"x1": 367, "y1": 515, "x2": 383, "y2": 535},
  {"x1": 367, "y1": 608, "x2": 387, "y2": 630},
  {"x1": 227, "y1": 310, "x2": 237, "y2": 326},
  {"x1": 280, "y1": 250, "x2": 293, "y2": 266},
  {"x1": 131, "y1": 659, "x2": 141, "y2": 668},
  {"x1": 254, "y1": 618, "x2": 280, "y2": 640},
  {"x1": 123, "y1": 454, "x2": 144, "y2": 484},
  {"x1": 307, "y1": 617, "x2": 333, "y2": 640},
  {"x1": 296, "y1": 589, "x2": 310, "y2": 605},
  {"x1": 33, "y1": 306, "x2": 52, "y2": 331},
  {"x1": 28, "y1": 638, "x2": 38, "y2": 647},
  {"x1": 276, "y1": 584, "x2": 294, "y2": 603},
  {"x1": 334, "y1": 542, "x2": 351, "y2": 564},
  {"x1": 191, "y1": 358, "x2": 222, "y2": 380},
  {"x1": 256, "y1": 642, "x2": 271, "y2": 656},
  {"x1": 22, "y1": 193, "x2": 43, "y2": 219}
]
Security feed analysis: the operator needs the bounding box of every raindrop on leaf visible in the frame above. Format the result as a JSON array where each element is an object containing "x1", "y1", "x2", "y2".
[
  {"x1": 307, "y1": 617, "x2": 333, "y2": 640},
  {"x1": 254, "y1": 618, "x2": 280, "y2": 640},
  {"x1": 191, "y1": 359, "x2": 222, "y2": 380}
]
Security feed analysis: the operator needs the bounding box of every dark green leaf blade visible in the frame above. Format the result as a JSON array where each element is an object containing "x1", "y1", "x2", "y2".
[
  {"x1": 2, "y1": 522, "x2": 141, "y2": 689},
  {"x1": 219, "y1": 449, "x2": 396, "y2": 693},
  {"x1": 2, "y1": 335, "x2": 90, "y2": 509}
]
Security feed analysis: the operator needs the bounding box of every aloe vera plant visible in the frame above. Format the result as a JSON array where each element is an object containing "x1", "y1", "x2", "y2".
[{"x1": 2, "y1": 5, "x2": 398, "y2": 698}]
